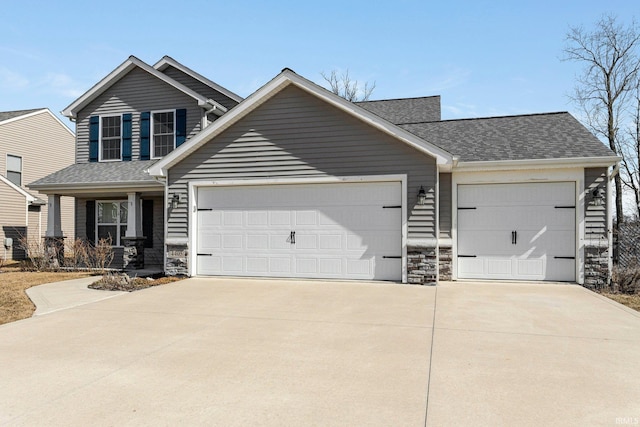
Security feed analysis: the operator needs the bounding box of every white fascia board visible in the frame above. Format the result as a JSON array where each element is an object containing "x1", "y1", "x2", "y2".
[
  {"x1": 0, "y1": 174, "x2": 36, "y2": 201},
  {"x1": 153, "y1": 56, "x2": 244, "y2": 103},
  {"x1": 453, "y1": 156, "x2": 621, "y2": 172},
  {"x1": 61, "y1": 56, "x2": 213, "y2": 119},
  {"x1": 148, "y1": 70, "x2": 454, "y2": 177}
]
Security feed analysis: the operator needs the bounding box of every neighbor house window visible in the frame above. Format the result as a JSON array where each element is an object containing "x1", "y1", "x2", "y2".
[
  {"x1": 6, "y1": 154, "x2": 22, "y2": 186},
  {"x1": 152, "y1": 111, "x2": 175, "y2": 158},
  {"x1": 101, "y1": 116, "x2": 122, "y2": 161},
  {"x1": 96, "y1": 201, "x2": 127, "y2": 246}
]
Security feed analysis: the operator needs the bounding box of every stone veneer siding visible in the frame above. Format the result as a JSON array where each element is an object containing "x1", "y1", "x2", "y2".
[
  {"x1": 407, "y1": 245, "x2": 437, "y2": 285},
  {"x1": 584, "y1": 243, "x2": 609, "y2": 289},
  {"x1": 438, "y1": 246, "x2": 452, "y2": 282},
  {"x1": 166, "y1": 244, "x2": 189, "y2": 276}
]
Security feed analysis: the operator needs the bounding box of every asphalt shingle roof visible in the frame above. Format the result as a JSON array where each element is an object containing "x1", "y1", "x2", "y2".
[
  {"x1": 0, "y1": 108, "x2": 45, "y2": 123},
  {"x1": 398, "y1": 112, "x2": 615, "y2": 162},
  {"x1": 29, "y1": 160, "x2": 160, "y2": 188},
  {"x1": 357, "y1": 96, "x2": 441, "y2": 124}
]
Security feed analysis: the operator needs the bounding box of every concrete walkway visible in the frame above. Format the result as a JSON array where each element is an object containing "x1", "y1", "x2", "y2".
[
  {"x1": 26, "y1": 276, "x2": 126, "y2": 315},
  {"x1": 1, "y1": 278, "x2": 639, "y2": 426}
]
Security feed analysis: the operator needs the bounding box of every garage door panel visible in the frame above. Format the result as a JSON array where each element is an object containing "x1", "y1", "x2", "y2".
[
  {"x1": 196, "y1": 181, "x2": 402, "y2": 281},
  {"x1": 458, "y1": 182, "x2": 575, "y2": 282}
]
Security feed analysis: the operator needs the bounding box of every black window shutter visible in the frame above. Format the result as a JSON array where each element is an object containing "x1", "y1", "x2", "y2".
[
  {"x1": 89, "y1": 116, "x2": 99, "y2": 162},
  {"x1": 140, "y1": 112, "x2": 150, "y2": 160},
  {"x1": 86, "y1": 200, "x2": 96, "y2": 243},
  {"x1": 142, "y1": 199, "x2": 153, "y2": 248},
  {"x1": 176, "y1": 108, "x2": 187, "y2": 147},
  {"x1": 122, "y1": 113, "x2": 132, "y2": 161}
]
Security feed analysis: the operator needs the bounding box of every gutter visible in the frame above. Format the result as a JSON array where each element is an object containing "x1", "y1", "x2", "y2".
[{"x1": 453, "y1": 156, "x2": 621, "y2": 171}]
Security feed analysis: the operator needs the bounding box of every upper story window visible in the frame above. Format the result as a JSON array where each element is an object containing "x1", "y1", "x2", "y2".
[
  {"x1": 6, "y1": 154, "x2": 22, "y2": 186},
  {"x1": 101, "y1": 115, "x2": 122, "y2": 161},
  {"x1": 152, "y1": 111, "x2": 175, "y2": 158}
]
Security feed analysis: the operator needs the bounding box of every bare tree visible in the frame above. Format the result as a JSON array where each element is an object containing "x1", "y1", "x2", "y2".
[
  {"x1": 563, "y1": 14, "x2": 640, "y2": 226},
  {"x1": 617, "y1": 85, "x2": 640, "y2": 218},
  {"x1": 321, "y1": 69, "x2": 376, "y2": 102}
]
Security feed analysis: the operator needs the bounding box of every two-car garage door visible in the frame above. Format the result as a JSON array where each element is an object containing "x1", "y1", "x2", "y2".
[
  {"x1": 457, "y1": 182, "x2": 576, "y2": 282},
  {"x1": 195, "y1": 181, "x2": 402, "y2": 281}
]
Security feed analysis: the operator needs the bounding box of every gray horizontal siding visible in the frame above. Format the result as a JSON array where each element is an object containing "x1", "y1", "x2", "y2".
[
  {"x1": 168, "y1": 85, "x2": 438, "y2": 240},
  {"x1": 439, "y1": 172, "x2": 452, "y2": 239},
  {"x1": 75, "y1": 67, "x2": 203, "y2": 163},
  {"x1": 584, "y1": 167, "x2": 608, "y2": 242},
  {"x1": 161, "y1": 66, "x2": 239, "y2": 110}
]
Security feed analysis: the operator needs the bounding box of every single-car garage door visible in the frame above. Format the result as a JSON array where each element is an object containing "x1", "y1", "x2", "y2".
[
  {"x1": 457, "y1": 182, "x2": 576, "y2": 281},
  {"x1": 196, "y1": 181, "x2": 402, "y2": 280}
]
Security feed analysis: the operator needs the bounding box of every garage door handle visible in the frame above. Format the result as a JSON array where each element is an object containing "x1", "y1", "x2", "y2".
[
  {"x1": 289, "y1": 231, "x2": 296, "y2": 244},
  {"x1": 511, "y1": 231, "x2": 517, "y2": 245}
]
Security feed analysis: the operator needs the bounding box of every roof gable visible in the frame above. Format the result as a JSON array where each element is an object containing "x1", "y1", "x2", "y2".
[
  {"x1": 154, "y1": 56, "x2": 243, "y2": 107},
  {"x1": 62, "y1": 56, "x2": 227, "y2": 119},
  {"x1": 148, "y1": 69, "x2": 453, "y2": 177}
]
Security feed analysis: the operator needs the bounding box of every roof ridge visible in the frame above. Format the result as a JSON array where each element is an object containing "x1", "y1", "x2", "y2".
[
  {"x1": 356, "y1": 95, "x2": 440, "y2": 104},
  {"x1": 399, "y1": 111, "x2": 570, "y2": 125}
]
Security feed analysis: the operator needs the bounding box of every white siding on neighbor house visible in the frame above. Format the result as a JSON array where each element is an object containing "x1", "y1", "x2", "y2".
[
  {"x1": 0, "y1": 111, "x2": 75, "y2": 247},
  {"x1": 0, "y1": 182, "x2": 27, "y2": 260},
  {"x1": 75, "y1": 67, "x2": 204, "y2": 163},
  {"x1": 167, "y1": 85, "x2": 438, "y2": 241}
]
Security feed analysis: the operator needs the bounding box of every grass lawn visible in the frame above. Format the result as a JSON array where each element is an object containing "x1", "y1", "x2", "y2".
[
  {"x1": 0, "y1": 263, "x2": 94, "y2": 325},
  {"x1": 600, "y1": 293, "x2": 640, "y2": 312}
]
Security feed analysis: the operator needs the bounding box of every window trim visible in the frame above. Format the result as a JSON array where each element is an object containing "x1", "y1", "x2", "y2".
[
  {"x1": 151, "y1": 109, "x2": 176, "y2": 159},
  {"x1": 95, "y1": 200, "x2": 127, "y2": 246},
  {"x1": 6, "y1": 154, "x2": 22, "y2": 186},
  {"x1": 99, "y1": 114, "x2": 123, "y2": 162}
]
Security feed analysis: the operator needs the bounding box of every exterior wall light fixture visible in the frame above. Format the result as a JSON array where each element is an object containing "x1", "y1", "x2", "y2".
[
  {"x1": 417, "y1": 186, "x2": 427, "y2": 205},
  {"x1": 170, "y1": 193, "x2": 180, "y2": 209},
  {"x1": 592, "y1": 187, "x2": 605, "y2": 206}
]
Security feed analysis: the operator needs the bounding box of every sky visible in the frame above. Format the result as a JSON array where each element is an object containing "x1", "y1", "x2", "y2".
[{"x1": 0, "y1": 0, "x2": 638, "y2": 128}]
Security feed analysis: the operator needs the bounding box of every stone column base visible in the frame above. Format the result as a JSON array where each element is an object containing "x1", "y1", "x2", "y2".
[
  {"x1": 44, "y1": 236, "x2": 64, "y2": 269},
  {"x1": 584, "y1": 244, "x2": 609, "y2": 289},
  {"x1": 407, "y1": 245, "x2": 437, "y2": 285},
  {"x1": 166, "y1": 244, "x2": 188, "y2": 276},
  {"x1": 438, "y1": 246, "x2": 452, "y2": 281},
  {"x1": 121, "y1": 236, "x2": 146, "y2": 270}
]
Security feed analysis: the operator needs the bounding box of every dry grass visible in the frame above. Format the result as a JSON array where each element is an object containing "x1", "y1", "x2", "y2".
[
  {"x1": 0, "y1": 263, "x2": 93, "y2": 325},
  {"x1": 601, "y1": 293, "x2": 640, "y2": 312}
]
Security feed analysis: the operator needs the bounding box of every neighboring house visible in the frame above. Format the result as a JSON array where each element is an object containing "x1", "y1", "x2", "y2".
[
  {"x1": 0, "y1": 109, "x2": 75, "y2": 260},
  {"x1": 33, "y1": 57, "x2": 619, "y2": 288}
]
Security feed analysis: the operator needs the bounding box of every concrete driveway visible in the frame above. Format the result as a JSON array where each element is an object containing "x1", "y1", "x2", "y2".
[{"x1": 0, "y1": 278, "x2": 639, "y2": 426}]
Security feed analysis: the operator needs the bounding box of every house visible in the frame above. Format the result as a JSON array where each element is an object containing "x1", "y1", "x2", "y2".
[
  {"x1": 29, "y1": 56, "x2": 242, "y2": 269},
  {"x1": 32, "y1": 57, "x2": 619, "y2": 288},
  {"x1": 0, "y1": 108, "x2": 75, "y2": 261}
]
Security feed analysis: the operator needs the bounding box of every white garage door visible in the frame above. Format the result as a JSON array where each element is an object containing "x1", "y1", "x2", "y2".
[
  {"x1": 196, "y1": 181, "x2": 402, "y2": 280},
  {"x1": 457, "y1": 182, "x2": 576, "y2": 281}
]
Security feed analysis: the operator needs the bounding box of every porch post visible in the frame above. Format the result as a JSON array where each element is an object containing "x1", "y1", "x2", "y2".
[
  {"x1": 122, "y1": 192, "x2": 145, "y2": 270},
  {"x1": 44, "y1": 194, "x2": 64, "y2": 268}
]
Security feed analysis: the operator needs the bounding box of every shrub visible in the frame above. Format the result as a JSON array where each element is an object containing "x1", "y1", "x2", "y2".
[{"x1": 611, "y1": 262, "x2": 640, "y2": 294}]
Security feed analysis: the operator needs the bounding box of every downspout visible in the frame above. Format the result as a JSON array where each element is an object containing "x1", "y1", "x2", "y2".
[
  {"x1": 607, "y1": 164, "x2": 617, "y2": 283},
  {"x1": 200, "y1": 100, "x2": 226, "y2": 129}
]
